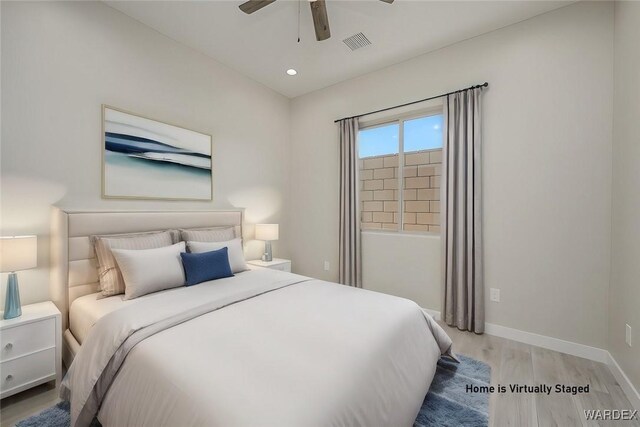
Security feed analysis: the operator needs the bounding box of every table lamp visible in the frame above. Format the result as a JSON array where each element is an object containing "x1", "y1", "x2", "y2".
[
  {"x1": 255, "y1": 224, "x2": 278, "y2": 262},
  {"x1": 1, "y1": 236, "x2": 37, "y2": 320}
]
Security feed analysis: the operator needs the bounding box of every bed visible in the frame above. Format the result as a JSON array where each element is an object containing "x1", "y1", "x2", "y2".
[{"x1": 50, "y1": 208, "x2": 453, "y2": 427}]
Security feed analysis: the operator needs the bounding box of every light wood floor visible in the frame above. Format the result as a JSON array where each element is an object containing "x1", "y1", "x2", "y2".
[
  {"x1": 441, "y1": 323, "x2": 639, "y2": 427},
  {"x1": 0, "y1": 381, "x2": 60, "y2": 427},
  {"x1": 0, "y1": 326, "x2": 637, "y2": 427}
]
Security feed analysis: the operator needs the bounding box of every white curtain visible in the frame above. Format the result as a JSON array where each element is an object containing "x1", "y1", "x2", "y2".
[
  {"x1": 338, "y1": 118, "x2": 361, "y2": 287},
  {"x1": 442, "y1": 87, "x2": 485, "y2": 333}
]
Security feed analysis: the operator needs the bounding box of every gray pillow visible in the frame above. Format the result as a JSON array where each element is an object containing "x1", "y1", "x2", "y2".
[{"x1": 179, "y1": 227, "x2": 235, "y2": 242}]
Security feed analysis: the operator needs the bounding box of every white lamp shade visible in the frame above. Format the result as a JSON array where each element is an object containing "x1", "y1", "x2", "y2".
[
  {"x1": 0, "y1": 236, "x2": 37, "y2": 272},
  {"x1": 255, "y1": 224, "x2": 279, "y2": 241}
]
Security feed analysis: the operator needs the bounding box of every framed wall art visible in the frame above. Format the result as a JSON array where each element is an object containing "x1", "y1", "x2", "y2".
[{"x1": 102, "y1": 105, "x2": 212, "y2": 201}]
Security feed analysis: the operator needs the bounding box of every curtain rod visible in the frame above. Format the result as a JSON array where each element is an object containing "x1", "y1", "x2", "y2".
[{"x1": 334, "y1": 82, "x2": 488, "y2": 123}]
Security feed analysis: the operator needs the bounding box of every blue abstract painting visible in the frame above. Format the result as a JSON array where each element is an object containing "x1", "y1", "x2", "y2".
[{"x1": 103, "y1": 106, "x2": 212, "y2": 200}]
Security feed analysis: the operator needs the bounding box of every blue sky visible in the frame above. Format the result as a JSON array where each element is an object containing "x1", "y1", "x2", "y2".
[{"x1": 359, "y1": 115, "x2": 443, "y2": 158}]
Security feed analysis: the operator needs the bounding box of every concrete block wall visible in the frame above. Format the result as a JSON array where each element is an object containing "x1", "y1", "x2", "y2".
[{"x1": 360, "y1": 148, "x2": 442, "y2": 232}]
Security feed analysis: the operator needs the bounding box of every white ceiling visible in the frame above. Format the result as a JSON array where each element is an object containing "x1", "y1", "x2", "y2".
[{"x1": 106, "y1": 0, "x2": 574, "y2": 98}]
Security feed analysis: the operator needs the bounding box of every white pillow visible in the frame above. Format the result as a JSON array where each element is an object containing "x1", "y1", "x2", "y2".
[
  {"x1": 112, "y1": 242, "x2": 186, "y2": 300},
  {"x1": 92, "y1": 230, "x2": 177, "y2": 298},
  {"x1": 188, "y1": 238, "x2": 247, "y2": 273}
]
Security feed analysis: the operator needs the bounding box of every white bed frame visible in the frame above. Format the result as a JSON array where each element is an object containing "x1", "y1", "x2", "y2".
[{"x1": 50, "y1": 208, "x2": 244, "y2": 367}]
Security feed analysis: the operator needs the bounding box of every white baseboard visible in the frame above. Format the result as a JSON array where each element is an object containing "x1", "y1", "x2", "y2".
[
  {"x1": 483, "y1": 322, "x2": 609, "y2": 363},
  {"x1": 425, "y1": 309, "x2": 607, "y2": 362},
  {"x1": 606, "y1": 352, "x2": 640, "y2": 411},
  {"x1": 426, "y1": 309, "x2": 639, "y2": 409}
]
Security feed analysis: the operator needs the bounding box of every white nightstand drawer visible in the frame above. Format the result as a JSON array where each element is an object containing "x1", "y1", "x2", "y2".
[
  {"x1": 0, "y1": 348, "x2": 56, "y2": 394},
  {"x1": 1, "y1": 318, "x2": 55, "y2": 362},
  {"x1": 247, "y1": 258, "x2": 292, "y2": 272},
  {"x1": 271, "y1": 263, "x2": 291, "y2": 272}
]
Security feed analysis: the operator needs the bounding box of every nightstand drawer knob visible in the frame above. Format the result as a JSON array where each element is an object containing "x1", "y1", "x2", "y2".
[
  {"x1": 4, "y1": 343, "x2": 13, "y2": 351},
  {"x1": 5, "y1": 374, "x2": 13, "y2": 381}
]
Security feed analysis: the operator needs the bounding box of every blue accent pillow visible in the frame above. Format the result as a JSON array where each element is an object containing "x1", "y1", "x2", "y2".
[{"x1": 180, "y1": 247, "x2": 233, "y2": 286}]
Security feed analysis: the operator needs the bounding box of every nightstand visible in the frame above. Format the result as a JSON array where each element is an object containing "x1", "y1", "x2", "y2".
[
  {"x1": 0, "y1": 301, "x2": 62, "y2": 399},
  {"x1": 247, "y1": 258, "x2": 292, "y2": 273}
]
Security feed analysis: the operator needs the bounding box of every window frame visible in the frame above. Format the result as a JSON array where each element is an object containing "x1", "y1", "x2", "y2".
[{"x1": 358, "y1": 106, "x2": 444, "y2": 236}]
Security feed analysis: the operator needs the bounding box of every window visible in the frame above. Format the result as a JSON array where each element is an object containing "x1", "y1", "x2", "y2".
[{"x1": 359, "y1": 111, "x2": 443, "y2": 233}]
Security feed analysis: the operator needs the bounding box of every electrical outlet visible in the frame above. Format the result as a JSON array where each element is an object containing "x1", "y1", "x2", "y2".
[
  {"x1": 626, "y1": 324, "x2": 632, "y2": 347},
  {"x1": 323, "y1": 261, "x2": 330, "y2": 271},
  {"x1": 490, "y1": 288, "x2": 500, "y2": 302}
]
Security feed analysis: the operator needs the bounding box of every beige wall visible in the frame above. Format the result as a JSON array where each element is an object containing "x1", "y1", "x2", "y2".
[
  {"x1": 290, "y1": 2, "x2": 614, "y2": 349},
  {"x1": 360, "y1": 150, "x2": 442, "y2": 232},
  {"x1": 363, "y1": 232, "x2": 441, "y2": 311},
  {"x1": 0, "y1": 1, "x2": 291, "y2": 306},
  {"x1": 610, "y1": 0, "x2": 640, "y2": 392}
]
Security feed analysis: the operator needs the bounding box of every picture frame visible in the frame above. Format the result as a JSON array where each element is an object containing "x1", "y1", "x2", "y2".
[{"x1": 102, "y1": 105, "x2": 213, "y2": 201}]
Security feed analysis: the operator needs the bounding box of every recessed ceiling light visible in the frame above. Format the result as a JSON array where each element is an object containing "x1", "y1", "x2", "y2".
[{"x1": 286, "y1": 69, "x2": 298, "y2": 76}]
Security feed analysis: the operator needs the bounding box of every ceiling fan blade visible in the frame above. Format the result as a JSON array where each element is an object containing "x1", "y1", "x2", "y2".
[
  {"x1": 379, "y1": 0, "x2": 394, "y2": 3},
  {"x1": 239, "y1": 0, "x2": 276, "y2": 14},
  {"x1": 310, "y1": 0, "x2": 331, "y2": 41}
]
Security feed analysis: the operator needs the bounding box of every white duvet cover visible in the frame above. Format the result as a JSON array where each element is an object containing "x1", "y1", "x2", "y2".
[
  {"x1": 62, "y1": 269, "x2": 452, "y2": 427},
  {"x1": 69, "y1": 293, "x2": 130, "y2": 344}
]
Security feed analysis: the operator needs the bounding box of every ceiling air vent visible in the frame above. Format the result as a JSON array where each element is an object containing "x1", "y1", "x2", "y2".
[{"x1": 343, "y1": 32, "x2": 372, "y2": 51}]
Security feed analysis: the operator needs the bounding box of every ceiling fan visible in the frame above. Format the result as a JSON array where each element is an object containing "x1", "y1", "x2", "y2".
[{"x1": 239, "y1": 0, "x2": 394, "y2": 42}]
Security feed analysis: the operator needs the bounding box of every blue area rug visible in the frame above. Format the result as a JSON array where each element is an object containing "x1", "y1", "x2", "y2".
[
  {"x1": 415, "y1": 354, "x2": 491, "y2": 427},
  {"x1": 17, "y1": 354, "x2": 490, "y2": 427},
  {"x1": 15, "y1": 401, "x2": 70, "y2": 427},
  {"x1": 15, "y1": 401, "x2": 100, "y2": 427}
]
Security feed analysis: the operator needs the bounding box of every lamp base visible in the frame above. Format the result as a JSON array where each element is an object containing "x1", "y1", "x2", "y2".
[
  {"x1": 263, "y1": 241, "x2": 273, "y2": 262},
  {"x1": 3, "y1": 272, "x2": 22, "y2": 320}
]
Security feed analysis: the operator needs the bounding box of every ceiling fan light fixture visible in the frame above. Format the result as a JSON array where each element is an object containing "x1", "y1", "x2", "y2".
[
  {"x1": 286, "y1": 69, "x2": 298, "y2": 76},
  {"x1": 239, "y1": 0, "x2": 393, "y2": 41}
]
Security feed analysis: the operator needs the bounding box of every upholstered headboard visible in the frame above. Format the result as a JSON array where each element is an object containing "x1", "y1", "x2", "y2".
[{"x1": 50, "y1": 208, "x2": 244, "y2": 331}]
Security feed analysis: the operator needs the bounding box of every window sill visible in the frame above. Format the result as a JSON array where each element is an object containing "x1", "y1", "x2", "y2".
[{"x1": 361, "y1": 230, "x2": 440, "y2": 238}]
